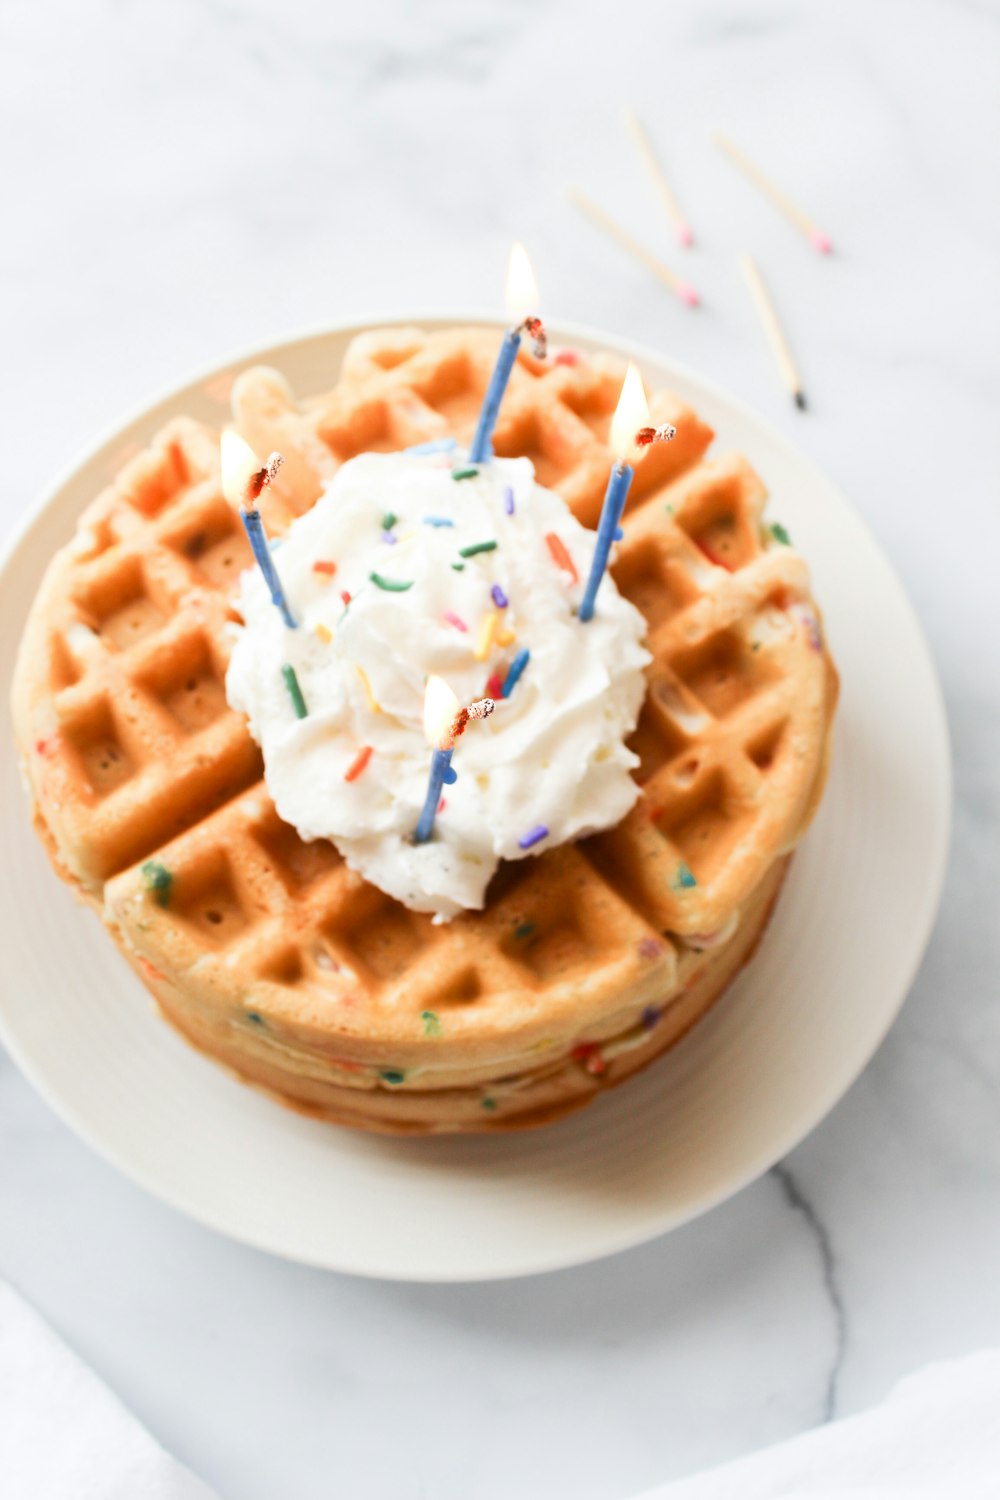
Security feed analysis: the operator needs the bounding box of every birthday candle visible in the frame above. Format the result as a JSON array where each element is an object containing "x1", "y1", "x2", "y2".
[
  {"x1": 413, "y1": 678, "x2": 495, "y2": 845},
  {"x1": 468, "y1": 243, "x2": 547, "y2": 465},
  {"x1": 578, "y1": 365, "x2": 675, "y2": 623},
  {"x1": 220, "y1": 430, "x2": 296, "y2": 629}
]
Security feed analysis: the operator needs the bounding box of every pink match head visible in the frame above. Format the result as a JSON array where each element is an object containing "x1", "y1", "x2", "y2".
[
  {"x1": 677, "y1": 281, "x2": 700, "y2": 308},
  {"x1": 810, "y1": 228, "x2": 833, "y2": 255},
  {"x1": 676, "y1": 222, "x2": 694, "y2": 248}
]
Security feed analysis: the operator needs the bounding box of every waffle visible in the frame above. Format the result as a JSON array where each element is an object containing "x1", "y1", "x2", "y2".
[{"x1": 11, "y1": 327, "x2": 837, "y2": 1133}]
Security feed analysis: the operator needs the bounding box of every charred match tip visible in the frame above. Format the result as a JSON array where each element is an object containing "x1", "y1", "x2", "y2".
[
  {"x1": 449, "y1": 698, "x2": 495, "y2": 742},
  {"x1": 245, "y1": 451, "x2": 285, "y2": 505},
  {"x1": 635, "y1": 423, "x2": 677, "y2": 447}
]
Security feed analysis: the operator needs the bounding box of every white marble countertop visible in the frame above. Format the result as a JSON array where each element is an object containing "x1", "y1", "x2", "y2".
[{"x1": 2, "y1": 1, "x2": 998, "y2": 1496}]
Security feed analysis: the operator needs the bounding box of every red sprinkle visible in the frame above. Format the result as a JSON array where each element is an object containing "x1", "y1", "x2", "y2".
[
  {"x1": 340, "y1": 590, "x2": 352, "y2": 605},
  {"x1": 485, "y1": 672, "x2": 504, "y2": 699},
  {"x1": 343, "y1": 745, "x2": 374, "y2": 782},
  {"x1": 695, "y1": 538, "x2": 734, "y2": 571},
  {"x1": 554, "y1": 348, "x2": 581, "y2": 366},
  {"x1": 545, "y1": 532, "x2": 579, "y2": 583},
  {"x1": 35, "y1": 739, "x2": 50, "y2": 755},
  {"x1": 313, "y1": 560, "x2": 337, "y2": 576},
  {"x1": 647, "y1": 803, "x2": 664, "y2": 822},
  {"x1": 438, "y1": 796, "x2": 446, "y2": 813},
  {"x1": 571, "y1": 1042, "x2": 607, "y2": 1075}
]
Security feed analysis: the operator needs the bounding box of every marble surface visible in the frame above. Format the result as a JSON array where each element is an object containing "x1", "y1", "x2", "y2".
[{"x1": 2, "y1": 1, "x2": 998, "y2": 1496}]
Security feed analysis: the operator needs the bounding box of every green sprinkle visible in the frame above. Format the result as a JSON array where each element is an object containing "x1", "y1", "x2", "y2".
[
  {"x1": 245, "y1": 1011, "x2": 265, "y2": 1027},
  {"x1": 381, "y1": 511, "x2": 397, "y2": 531},
  {"x1": 141, "y1": 860, "x2": 173, "y2": 907},
  {"x1": 281, "y1": 663, "x2": 308, "y2": 719},
  {"x1": 751, "y1": 641, "x2": 761, "y2": 652},
  {"x1": 421, "y1": 1010, "x2": 442, "y2": 1037},
  {"x1": 672, "y1": 861, "x2": 698, "y2": 890},
  {"x1": 458, "y1": 540, "x2": 498, "y2": 559},
  {"x1": 664, "y1": 503, "x2": 675, "y2": 514},
  {"x1": 514, "y1": 922, "x2": 536, "y2": 941},
  {"x1": 481, "y1": 1096, "x2": 498, "y2": 1111},
  {"x1": 769, "y1": 522, "x2": 792, "y2": 546},
  {"x1": 379, "y1": 1068, "x2": 406, "y2": 1085},
  {"x1": 369, "y1": 571, "x2": 414, "y2": 592},
  {"x1": 451, "y1": 562, "x2": 465, "y2": 572},
  {"x1": 451, "y1": 467, "x2": 479, "y2": 481}
]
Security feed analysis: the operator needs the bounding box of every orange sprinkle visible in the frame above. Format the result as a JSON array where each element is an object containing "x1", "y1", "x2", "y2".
[
  {"x1": 313, "y1": 560, "x2": 337, "y2": 576},
  {"x1": 545, "y1": 532, "x2": 579, "y2": 583},
  {"x1": 344, "y1": 745, "x2": 374, "y2": 782},
  {"x1": 314, "y1": 622, "x2": 332, "y2": 643}
]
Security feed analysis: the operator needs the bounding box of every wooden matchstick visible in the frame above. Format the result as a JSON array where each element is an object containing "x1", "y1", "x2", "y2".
[
  {"x1": 570, "y1": 190, "x2": 700, "y2": 307},
  {"x1": 715, "y1": 131, "x2": 833, "y2": 255},
  {"x1": 740, "y1": 254, "x2": 807, "y2": 410},
  {"x1": 623, "y1": 111, "x2": 694, "y2": 247}
]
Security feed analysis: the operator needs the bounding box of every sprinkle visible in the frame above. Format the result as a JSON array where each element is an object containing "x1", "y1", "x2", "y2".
[
  {"x1": 422, "y1": 515, "x2": 455, "y2": 528},
  {"x1": 281, "y1": 664, "x2": 308, "y2": 719},
  {"x1": 369, "y1": 571, "x2": 414, "y2": 591},
  {"x1": 638, "y1": 937, "x2": 663, "y2": 959},
  {"x1": 340, "y1": 590, "x2": 352, "y2": 605},
  {"x1": 379, "y1": 1069, "x2": 406, "y2": 1085},
  {"x1": 495, "y1": 624, "x2": 517, "y2": 646},
  {"x1": 451, "y1": 563, "x2": 465, "y2": 572},
  {"x1": 245, "y1": 1010, "x2": 265, "y2": 1027},
  {"x1": 421, "y1": 1010, "x2": 442, "y2": 1037},
  {"x1": 381, "y1": 531, "x2": 397, "y2": 545},
  {"x1": 356, "y1": 665, "x2": 381, "y2": 713},
  {"x1": 438, "y1": 797, "x2": 446, "y2": 812},
  {"x1": 641, "y1": 1005, "x2": 662, "y2": 1031},
  {"x1": 344, "y1": 745, "x2": 374, "y2": 782},
  {"x1": 312, "y1": 559, "x2": 337, "y2": 576},
  {"x1": 514, "y1": 922, "x2": 536, "y2": 941},
  {"x1": 314, "y1": 622, "x2": 332, "y2": 643},
  {"x1": 382, "y1": 511, "x2": 398, "y2": 531},
  {"x1": 475, "y1": 609, "x2": 500, "y2": 660},
  {"x1": 141, "y1": 860, "x2": 173, "y2": 907},
  {"x1": 571, "y1": 1042, "x2": 607, "y2": 1075},
  {"x1": 501, "y1": 648, "x2": 530, "y2": 698},
  {"x1": 406, "y1": 437, "x2": 457, "y2": 455},
  {"x1": 458, "y1": 540, "x2": 498, "y2": 559},
  {"x1": 485, "y1": 671, "x2": 504, "y2": 699},
  {"x1": 545, "y1": 532, "x2": 579, "y2": 583},
  {"x1": 481, "y1": 1096, "x2": 498, "y2": 1111},
  {"x1": 443, "y1": 610, "x2": 468, "y2": 633},
  {"x1": 672, "y1": 860, "x2": 698, "y2": 890},
  {"x1": 518, "y1": 824, "x2": 549, "y2": 850},
  {"x1": 503, "y1": 486, "x2": 515, "y2": 515},
  {"x1": 491, "y1": 583, "x2": 509, "y2": 609},
  {"x1": 554, "y1": 348, "x2": 581, "y2": 366},
  {"x1": 451, "y1": 466, "x2": 479, "y2": 481},
  {"x1": 770, "y1": 522, "x2": 792, "y2": 545}
]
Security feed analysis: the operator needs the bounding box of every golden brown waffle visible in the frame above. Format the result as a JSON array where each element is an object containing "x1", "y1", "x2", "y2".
[{"x1": 12, "y1": 326, "x2": 837, "y2": 1134}]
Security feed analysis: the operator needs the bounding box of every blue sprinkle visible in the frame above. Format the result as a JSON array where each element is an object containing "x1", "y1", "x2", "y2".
[
  {"x1": 518, "y1": 824, "x2": 549, "y2": 850},
  {"x1": 406, "y1": 437, "x2": 457, "y2": 455},
  {"x1": 641, "y1": 1006, "x2": 662, "y2": 1031},
  {"x1": 672, "y1": 861, "x2": 698, "y2": 890},
  {"x1": 381, "y1": 531, "x2": 397, "y2": 545},
  {"x1": 501, "y1": 648, "x2": 530, "y2": 698},
  {"x1": 491, "y1": 583, "x2": 509, "y2": 609},
  {"x1": 503, "y1": 486, "x2": 515, "y2": 515},
  {"x1": 422, "y1": 515, "x2": 455, "y2": 528}
]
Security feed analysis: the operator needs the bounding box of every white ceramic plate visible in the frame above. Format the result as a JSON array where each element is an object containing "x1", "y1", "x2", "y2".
[{"x1": 0, "y1": 314, "x2": 950, "y2": 1282}]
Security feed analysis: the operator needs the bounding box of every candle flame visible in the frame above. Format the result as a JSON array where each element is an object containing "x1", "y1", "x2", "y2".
[
  {"x1": 505, "y1": 241, "x2": 540, "y2": 322},
  {"x1": 609, "y1": 362, "x2": 651, "y2": 461},
  {"x1": 220, "y1": 429, "x2": 283, "y2": 509},
  {"x1": 423, "y1": 674, "x2": 460, "y2": 748}
]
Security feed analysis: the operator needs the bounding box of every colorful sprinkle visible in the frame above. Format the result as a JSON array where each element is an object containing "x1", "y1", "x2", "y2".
[
  {"x1": 514, "y1": 922, "x2": 536, "y2": 941},
  {"x1": 491, "y1": 583, "x2": 509, "y2": 609},
  {"x1": 381, "y1": 531, "x2": 397, "y2": 546},
  {"x1": 641, "y1": 1005, "x2": 663, "y2": 1031},
  {"x1": 495, "y1": 624, "x2": 517, "y2": 647},
  {"x1": 501, "y1": 648, "x2": 530, "y2": 698},
  {"x1": 638, "y1": 937, "x2": 663, "y2": 959},
  {"x1": 281, "y1": 664, "x2": 308, "y2": 719},
  {"x1": 475, "y1": 609, "x2": 500, "y2": 660},
  {"x1": 554, "y1": 348, "x2": 581, "y2": 366},
  {"x1": 481, "y1": 1096, "x2": 498, "y2": 1111},
  {"x1": 518, "y1": 824, "x2": 549, "y2": 850},
  {"x1": 312, "y1": 559, "x2": 337, "y2": 576},
  {"x1": 503, "y1": 486, "x2": 515, "y2": 515},
  {"x1": 382, "y1": 511, "x2": 398, "y2": 531},
  {"x1": 369, "y1": 571, "x2": 414, "y2": 591},
  {"x1": 451, "y1": 466, "x2": 479, "y2": 481},
  {"x1": 421, "y1": 1010, "x2": 442, "y2": 1037},
  {"x1": 571, "y1": 1041, "x2": 607, "y2": 1075},
  {"x1": 770, "y1": 522, "x2": 792, "y2": 545},
  {"x1": 451, "y1": 562, "x2": 465, "y2": 572},
  {"x1": 141, "y1": 860, "x2": 173, "y2": 907},
  {"x1": 344, "y1": 745, "x2": 374, "y2": 782},
  {"x1": 314, "y1": 622, "x2": 332, "y2": 643},
  {"x1": 672, "y1": 861, "x2": 698, "y2": 890},
  {"x1": 379, "y1": 1069, "x2": 406, "y2": 1085},
  {"x1": 443, "y1": 610, "x2": 468, "y2": 633},
  {"x1": 356, "y1": 665, "x2": 381, "y2": 713},
  {"x1": 245, "y1": 1010, "x2": 265, "y2": 1027},
  {"x1": 422, "y1": 515, "x2": 455, "y2": 528},
  {"x1": 458, "y1": 539, "x2": 498, "y2": 559},
  {"x1": 485, "y1": 671, "x2": 504, "y2": 699},
  {"x1": 406, "y1": 437, "x2": 457, "y2": 455},
  {"x1": 340, "y1": 590, "x2": 352, "y2": 605},
  {"x1": 545, "y1": 532, "x2": 579, "y2": 583}
]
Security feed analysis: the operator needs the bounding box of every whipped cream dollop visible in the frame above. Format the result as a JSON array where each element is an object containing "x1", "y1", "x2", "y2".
[{"x1": 226, "y1": 449, "x2": 650, "y2": 919}]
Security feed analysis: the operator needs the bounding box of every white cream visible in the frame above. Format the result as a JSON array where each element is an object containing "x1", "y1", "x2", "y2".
[{"x1": 226, "y1": 451, "x2": 650, "y2": 919}]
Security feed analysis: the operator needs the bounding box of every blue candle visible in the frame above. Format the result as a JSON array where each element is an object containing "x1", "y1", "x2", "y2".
[
  {"x1": 468, "y1": 242, "x2": 544, "y2": 465},
  {"x1": 239, "y1": 506, "x2": 297, "y2": 629},
  {"x1": 578, "y1": 461, "x2": 633, "y2": 623},
  {"x1": 413, "y1": 747, "x2": 458, "y2": 845}
]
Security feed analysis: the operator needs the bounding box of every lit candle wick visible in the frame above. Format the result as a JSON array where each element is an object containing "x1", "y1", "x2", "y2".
[{"x1": 241, "y1": 451, "x2": 284, "y2": 507}]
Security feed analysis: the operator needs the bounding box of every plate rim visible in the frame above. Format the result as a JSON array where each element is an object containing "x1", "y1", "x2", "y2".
[{"x1": 0, "y1": 310, "x2": 952, "y2": 1281}]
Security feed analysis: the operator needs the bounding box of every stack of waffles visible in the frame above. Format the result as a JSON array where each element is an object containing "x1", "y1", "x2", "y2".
[{"x1": 11, "y1": 328, "x2": 837, "y2": 1133}]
